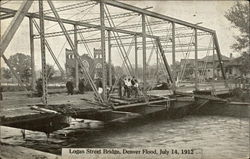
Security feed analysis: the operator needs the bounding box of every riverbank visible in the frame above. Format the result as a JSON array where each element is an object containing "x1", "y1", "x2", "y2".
[{"x1": 0, "y1": 143, "x2": 60, "y2": 159}]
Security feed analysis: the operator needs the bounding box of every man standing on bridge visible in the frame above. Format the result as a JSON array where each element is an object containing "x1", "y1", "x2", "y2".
[{"x1": 66, "y1": 78, "x2": 74, "y2": 95}]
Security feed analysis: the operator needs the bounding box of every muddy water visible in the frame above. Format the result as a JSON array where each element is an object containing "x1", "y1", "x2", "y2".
[{"x1": 1, "y1": 115, "x2": 249, "y2": 159}]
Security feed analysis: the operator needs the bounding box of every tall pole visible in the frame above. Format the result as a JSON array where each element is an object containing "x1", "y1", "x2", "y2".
[
  {"x1": 39, "y1": 0, "x2": 48, "y2": 105},
  {"x1": 156, "y1": 47, "x2": 159, "y2": 81},
  {"x1": 29, "y1": 17, "x2": 36, "y2": 91},
  {"x1": 212, "y1": 40, "x2": 215, "y2": 79},
  {"x1": 108, "y1": 30, "x2": 112, "y2": 87},
  {"x1": 172, "y1": 22, "x2": 176, "y2": 88},
  {"x1": 74, "y1": 25, "x2": 79, "y2": 90},
  {"x1": 194, "y1": 28, "x2": 198, "y2": 90},
  {"x1": 100, "y1": 1, "x2": 107, "y2": 101},
  {"x1": 142, "y1": 14, "x2": 146, "y2": 92},
  {"x1": 0, "y1": 6, "x2": 2, "y2": 97},
  {"x1": 134, "y1": 35, "x2": 138, "y2": 78}
]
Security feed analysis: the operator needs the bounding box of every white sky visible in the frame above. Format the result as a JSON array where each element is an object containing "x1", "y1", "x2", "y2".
[{"x1": 0, "y1": 0, "x2": 245, "y2": 70}]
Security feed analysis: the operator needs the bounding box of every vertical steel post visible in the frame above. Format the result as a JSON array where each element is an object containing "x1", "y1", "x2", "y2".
[
  {"x1": 172, "y1": 22, "x2": 176, "y2": 87},
  {"x1": 0, "y1": 8, "x2": 2, "y2": 94},
  {"x1": 142, "y1": 14, "x2": 146, "y2": 91},
  {"x1": 134, "y1": 35, "x2": 138, "y2": 78},
  {"x1": 100, "y1": 1, "x2": 107, "y2": 101},
  {"x1": 194, "y1": 28, "x2": 198, "y2": 90},
  {"x1": 108, "y1": 30, "x2": 112, "y2": 87},
  {"x1": 156, "y1": 47, "x2": 159, "y2": 81},
  {"x1": 74, "y1": 25, "x2": 79, "y2": 90},
  {"x1": 39, "y1": 0, "x2": 48, "y2": 105},
  {"x1": 212, "y1": 40, "x2": 215, "y2": 79},
  {"x1": 29, "y1": 17, "x2": 36, "y2": 91}
]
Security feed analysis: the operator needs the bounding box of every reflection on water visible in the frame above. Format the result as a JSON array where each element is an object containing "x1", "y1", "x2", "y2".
[{"x1": 1, "y1": 115, "x2": 249, "y2": 159}]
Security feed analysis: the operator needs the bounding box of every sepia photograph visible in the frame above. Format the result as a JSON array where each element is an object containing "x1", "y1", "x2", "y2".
[{"x1": 0, "y1": 0, "x2": 249, "y2": 159}]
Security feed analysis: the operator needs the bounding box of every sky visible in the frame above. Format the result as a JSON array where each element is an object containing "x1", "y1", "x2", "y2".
[{"x1": 0, "y1": 0, "x2": 245, "y2": 71}]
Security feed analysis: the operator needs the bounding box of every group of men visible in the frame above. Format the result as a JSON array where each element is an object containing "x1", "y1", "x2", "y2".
[
  {"x1": 118, "y1": 76, "x2": 139, "y2": 99},
  {"x1": 66, "y1": 78, "x2": 85, "y2": 95}
]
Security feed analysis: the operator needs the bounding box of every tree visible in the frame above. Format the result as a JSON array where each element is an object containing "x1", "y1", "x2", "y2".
[
  {"x1": 2, "y1": 67, "x2": 12, "y2": 80},
  {"x1": 8, "y1": 53, "x2": 31, "y2": 82},
  {"x1": 236, "y1": 52, "x2": 250, "y2": 76},
  {"x1": 225, "y1": 2, "x2": 250, "y2": 75},
  {"x1": 225, "y1": 2, "x2": 249, "y2": 51},
  {"x1": 46, "y1": 64, "x2": 55, "y2": 81}
]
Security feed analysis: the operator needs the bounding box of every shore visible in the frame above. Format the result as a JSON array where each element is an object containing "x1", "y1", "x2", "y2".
[{"x1": 0, "y1": 143, "x2": 60, "y2": 159}]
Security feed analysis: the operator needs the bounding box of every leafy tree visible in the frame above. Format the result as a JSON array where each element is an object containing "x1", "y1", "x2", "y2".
[
  {"x1": 39, "y1": 64, "x2": 56, "y2": 81},
  {"x1": 225, "y1": 2, "x2": 250, "y2": 75},
  {"x1": 2, "y1": 67, "x2": 12, "y2": 80},
  {"x1": 46, "y1": 64, "x2": 55, "y2": 81},
  {"x1": 235, "y1": 52, "x2": 250, "y2": 76},
  {"x1": 8, "y1": 53, "x2": 31, "y2": 82},
  {"x1": 225, "y1": 2, "x2": 249, "y2": 51}
]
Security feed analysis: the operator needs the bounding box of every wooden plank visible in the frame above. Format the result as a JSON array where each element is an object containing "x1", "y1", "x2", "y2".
[{"x1": 114, "y1": 99, "x2": 175, "y2": 110}]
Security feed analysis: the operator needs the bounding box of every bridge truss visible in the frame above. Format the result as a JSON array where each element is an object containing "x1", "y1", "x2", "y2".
[{"x1": 0, "y1": 0, "x2": 227, "y2": 105}]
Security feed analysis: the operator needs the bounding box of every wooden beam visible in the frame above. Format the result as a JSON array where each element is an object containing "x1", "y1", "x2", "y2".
[{"x1": 114, "y1": 99, "x2": 175, "y2": 110}]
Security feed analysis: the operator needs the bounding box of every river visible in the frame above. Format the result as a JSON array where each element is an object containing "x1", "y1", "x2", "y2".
[{"x1": 1, "y1": 115, "x2": 249, "y2": 159}]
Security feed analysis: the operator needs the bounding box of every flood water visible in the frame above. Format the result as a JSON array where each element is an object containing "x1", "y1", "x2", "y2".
[{"x1": 1, "y1": 115, "x2": 249, "y2": 159}]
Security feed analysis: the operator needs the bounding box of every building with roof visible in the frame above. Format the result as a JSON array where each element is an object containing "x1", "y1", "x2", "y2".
[
  {"x1": 65, "y1": 48, "x2": 103, "y2": 80},
  {"x1": 175, "y1": 54, "x2": 231, "y2": 80}
]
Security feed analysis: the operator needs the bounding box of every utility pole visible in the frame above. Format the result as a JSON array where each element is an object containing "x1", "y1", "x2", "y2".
[
  {"x1": 39, "y1": 0, "x2": 48, "y2": 105},
  {"x1": 100, "y1": 1, "x2": 107, "y2": 101},
  {"x1": 74, "y1": 25, "x2": 79, "y2": 90},
  {"x1": 29, "y1": 17, "x2": 36, "y2": 91}
]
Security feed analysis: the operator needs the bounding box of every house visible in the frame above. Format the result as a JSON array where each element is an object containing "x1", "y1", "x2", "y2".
[
  {"x1": 174, "y1": 54, "x2": 231, "y2": 80},
  {"x1": 225, "y1": 55, "x2": 250, "y2": 78}
]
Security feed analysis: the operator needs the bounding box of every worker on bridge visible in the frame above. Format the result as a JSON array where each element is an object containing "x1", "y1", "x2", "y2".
[{"x1": 66, "y1": 78, "x2": 74, "y2": 95}]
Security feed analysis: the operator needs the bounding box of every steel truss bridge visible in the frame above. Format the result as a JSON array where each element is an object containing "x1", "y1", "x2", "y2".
[{"x1": 0, "y1": 0, "x2": 227, "y2": 105}]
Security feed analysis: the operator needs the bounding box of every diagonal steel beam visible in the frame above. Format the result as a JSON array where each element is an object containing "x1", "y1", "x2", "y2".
[
  {"x1": 101, "y1": 0, "x2": 215, "y2": 33},
  {"x1": 46, "y1": 0, "x2": 104, "y2": 104},
  {"x1": 0, "y1": 13, "x2": 14, "y2": 20},
  {"x1": 32, "y1": 19, "x2": 65, "y2": 77},
  {"x1": 156, "y1": 38, "x2": 173, "y2": 83},
  {"x1": 2, "y1": 55, "x2": 28, "y2": 91},
  {"x1": 0, "y1": 7, "x2": 158, "y2": 39},
  {"x1": 0, "y1": 0, "x2": 33, "y2": 57}
]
